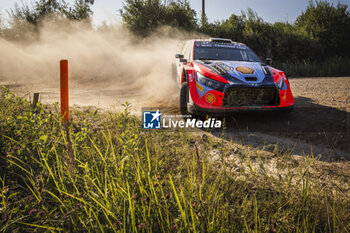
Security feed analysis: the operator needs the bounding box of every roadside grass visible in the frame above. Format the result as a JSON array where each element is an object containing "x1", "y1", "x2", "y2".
[
  {"x1": 0, "y1": 87, "x2": 349, "y2": 232},
  {"x1": 276, "y1": 56, "x2": 350, "y2": 77}
]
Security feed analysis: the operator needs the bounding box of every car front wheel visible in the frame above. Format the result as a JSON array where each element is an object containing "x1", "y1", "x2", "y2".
[{"x1": 180, "y1": 82, "x2": 188, "y2": 115}]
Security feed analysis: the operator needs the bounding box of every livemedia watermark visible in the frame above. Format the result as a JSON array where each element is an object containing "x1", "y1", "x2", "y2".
[{"x1": 142, "y1": 109, "x2": 222, "y2": 130}]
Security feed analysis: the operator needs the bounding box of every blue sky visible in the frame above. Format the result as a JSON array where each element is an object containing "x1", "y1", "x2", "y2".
[{"x1": 1, "y1": 0, "x2": 350, "y2": 25}]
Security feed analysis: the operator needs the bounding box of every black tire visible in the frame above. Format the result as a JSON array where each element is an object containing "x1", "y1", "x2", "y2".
[{"x1": 180, "y1": 82, "x2": 188, "y2": 115}]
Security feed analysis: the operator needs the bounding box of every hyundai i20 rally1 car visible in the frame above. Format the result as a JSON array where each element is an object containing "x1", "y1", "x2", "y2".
[{"x1": 174, "y1": 38, "x2": 294, "y2": 115}]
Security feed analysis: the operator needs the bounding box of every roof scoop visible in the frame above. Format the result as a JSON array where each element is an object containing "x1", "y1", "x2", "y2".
[{"x1": 210, "y1": 38, "x2": 233, "y2": 43}]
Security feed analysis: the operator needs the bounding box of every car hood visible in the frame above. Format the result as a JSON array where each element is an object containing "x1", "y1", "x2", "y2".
[{"x1": 194, "y1": 60, "x2": 272, "y2": 86}]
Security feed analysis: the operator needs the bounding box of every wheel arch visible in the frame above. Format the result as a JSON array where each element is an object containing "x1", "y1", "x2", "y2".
[{"x1": 181, "y1": 68, "x2": 188, "y2": 85}]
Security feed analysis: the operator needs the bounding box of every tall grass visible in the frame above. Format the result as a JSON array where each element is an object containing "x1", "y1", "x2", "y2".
[
  {"x1": 0, "y1": 87, "x2": 349, "y2": 232},
  {"x1": 276, "y1": 56, "x2": 350, "y2": 77}
]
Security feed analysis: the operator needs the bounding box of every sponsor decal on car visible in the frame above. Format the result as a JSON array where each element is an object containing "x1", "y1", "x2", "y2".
[
  {"x1": 196, "y1": 83, "x2": 204, "y2": 92},
  {"x1": 205, "y1": 93, "x2": 216, "y2": 103},
  {"x1": 236, "y1": 66, "x2": 255, "y2": 74},
  {"x1": 188, "y1": 73, "x2": 195, "y2": 82},
  {"x1": 195, "y1": 41, "x2": 248, "y2": 50}
]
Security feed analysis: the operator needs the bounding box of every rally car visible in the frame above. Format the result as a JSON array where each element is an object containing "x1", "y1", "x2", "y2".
[{"x1": 174, "y1": 38, "x2": 294, "y2": 115}]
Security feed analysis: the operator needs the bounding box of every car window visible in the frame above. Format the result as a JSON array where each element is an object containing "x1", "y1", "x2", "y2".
[{"x1": 193, "y1": 42, "x2": 261, "y2": 62}]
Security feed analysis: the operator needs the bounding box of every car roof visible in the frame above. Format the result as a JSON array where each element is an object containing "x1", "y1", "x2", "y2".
[
  {"x1": 191, "y1": 38, "x2": 247, "y2": 46},
  {"x1": 199, "y1": 38, "x2": 233, "y2": 43}
]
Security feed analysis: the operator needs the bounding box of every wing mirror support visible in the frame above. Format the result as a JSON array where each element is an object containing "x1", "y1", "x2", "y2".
[
  {"x1": 265, "y1": 58, "x2": 272, "y2": 65},
  {"x1": 175, "y1": 54, "x2": 184, "y2": 59},
  {"x1": 179, "y1": 58, "x2": 188, "y2": 63}
]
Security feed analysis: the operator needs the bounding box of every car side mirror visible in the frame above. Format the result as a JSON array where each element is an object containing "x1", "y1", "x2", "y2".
[
  {"x1": 180, "y1": 58, "x2": 188, "y2": 63},
  {"x1": 265, "y1": 58, "x2": 272, "y2": 65},
  {"x1": 176, "y1": 54, "x2": 184, "y2": 59}
]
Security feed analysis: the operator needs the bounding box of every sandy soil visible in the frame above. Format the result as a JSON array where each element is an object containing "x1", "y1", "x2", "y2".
[{"x1": 292, "y1": 77, "x2": 349, "y2": 110}]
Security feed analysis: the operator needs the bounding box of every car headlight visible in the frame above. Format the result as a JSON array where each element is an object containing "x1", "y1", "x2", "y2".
[
  {"x1": 196, "y1": 73, "x2": 225, "y2": 92},
  {"x1": 262, "y1": 66, "x2": 271, "y2": 76}
]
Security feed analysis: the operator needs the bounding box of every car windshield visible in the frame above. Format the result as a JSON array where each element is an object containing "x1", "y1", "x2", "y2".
[{"x1": 193, "y1": 43, "x2": 261, "y2": 62}]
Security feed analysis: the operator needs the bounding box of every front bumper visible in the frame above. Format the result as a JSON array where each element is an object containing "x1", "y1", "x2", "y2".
[
  {"x1": 185, "y1": 68, "x2": 295, "y2": 116},
  {"x1": 187, "y1": 102, "x2": 294, "y2": 116}
]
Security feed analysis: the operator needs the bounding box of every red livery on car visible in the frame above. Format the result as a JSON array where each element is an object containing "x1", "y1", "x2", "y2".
[{"x1": 175, "y1": 38, "x2": 294, "y2": 115}]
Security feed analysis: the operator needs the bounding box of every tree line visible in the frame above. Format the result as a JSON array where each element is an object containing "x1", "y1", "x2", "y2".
[
  {"x1": 1, "y1": 0, "x2": 349, "y2": 76},
  {"x1": 120, "y1": 0, "x2": 350, "y2": 76},
  {"x1": 0, "y1": 0, "x2": 94, "y2": 40}
]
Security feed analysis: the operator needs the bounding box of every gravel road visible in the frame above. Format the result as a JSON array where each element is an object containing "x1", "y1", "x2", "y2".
[
  {"x1": 218, "y1": 77, "x2": 349, "y2": 160},
  {"x1": 2, "y1": 76, "x2": 349, "y2": 159}
]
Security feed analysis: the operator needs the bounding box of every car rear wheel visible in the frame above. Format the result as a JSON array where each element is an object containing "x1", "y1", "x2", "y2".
[{"x1": 180, "y1": 82, "x2": 188, "y2": 115}]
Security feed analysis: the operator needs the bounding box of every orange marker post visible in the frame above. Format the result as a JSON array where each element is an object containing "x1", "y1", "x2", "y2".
[{"x1": 60, "y1": 60, "x2": 69, "y2": 122}]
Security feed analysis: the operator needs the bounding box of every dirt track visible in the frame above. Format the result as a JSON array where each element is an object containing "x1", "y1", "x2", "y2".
[
  {"x1": 216, "y1": 77, "x2": 349, "y2": 160},
  {"x1": 2, "y1": 76, "x2": 349, "y2": 160}
]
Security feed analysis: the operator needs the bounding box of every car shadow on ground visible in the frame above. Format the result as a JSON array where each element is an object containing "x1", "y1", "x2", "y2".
[{"x1": 203, "y1": 96, "x2": 349, "y2": 160}]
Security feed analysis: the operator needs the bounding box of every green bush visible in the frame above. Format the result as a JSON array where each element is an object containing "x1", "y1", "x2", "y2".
[{"x1": 120, "y1": 0, "x2": 197, "y2": 36}]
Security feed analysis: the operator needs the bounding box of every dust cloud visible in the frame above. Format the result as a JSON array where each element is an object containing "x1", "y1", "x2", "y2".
[{"x1": 0, "y1": 18, "x2": 193, "y2": 112}]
